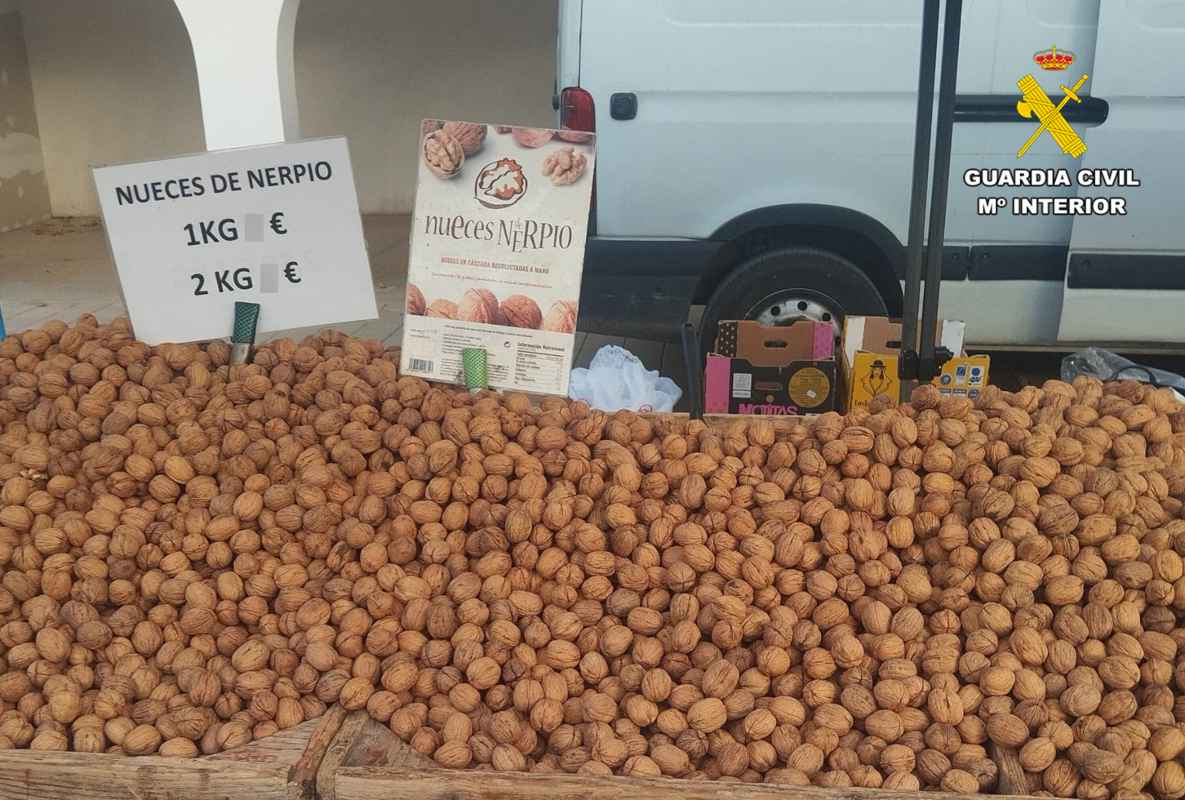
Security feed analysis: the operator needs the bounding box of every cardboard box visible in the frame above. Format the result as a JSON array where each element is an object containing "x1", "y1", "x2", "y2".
[
  {"x1": 841, "y1": 316, "x2": 990, "y2": 411},
  {"x1": 705, "y1": 320, "x2": 837, "y2": 415}
]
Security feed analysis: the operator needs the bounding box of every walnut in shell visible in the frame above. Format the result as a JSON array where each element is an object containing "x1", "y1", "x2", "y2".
[
  {"x1": 511, "y1": 127, "x2": 554, "y2": 148},
  {"x1": 441, "y1": 121, "x2": 487, "y2": 156},
  {"x1": 457, "y1": 288, "x2": 502, "y2": 324},
  {"x1": 406, "y1": 284, "x2": 426, "y2": 315},
  {"x1": 423, "y1": 129, "x2": 464, "y2": 179},
  {"x1": 500, "y1": 295, "x2": 542, "y2": 329},
  {"x1": 542, "y1": 300, "x2": 578, "y2": 333},
  {"x1": 426, "y1": 299, "x2": 458, "y2": 319},
  {"x1": 557, "y1": 130, "x2": 594, "y2": 144},
  {"x1": 542, "y1": 147, "x2": 587, "y2": 186}
]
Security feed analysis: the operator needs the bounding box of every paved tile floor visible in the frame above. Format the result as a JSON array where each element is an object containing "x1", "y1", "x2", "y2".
[{"x1": 0, "y1": 215, "x2": 695, "y2": 405}]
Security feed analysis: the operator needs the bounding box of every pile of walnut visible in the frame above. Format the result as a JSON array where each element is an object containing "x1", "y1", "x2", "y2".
[{"x1": 2, "y1": 316, "x2": 1185, "y2": 798}]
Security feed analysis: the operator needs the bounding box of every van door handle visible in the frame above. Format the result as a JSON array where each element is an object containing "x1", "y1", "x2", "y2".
[{"x1": 610, "y1": 93, "x2": 637, "y2": 120}]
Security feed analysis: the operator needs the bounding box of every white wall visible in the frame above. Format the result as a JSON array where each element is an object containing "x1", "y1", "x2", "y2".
[
  {"x1": 20, "y1": 0, "x2": 558, "y2": 216},
  {"x1": 0, "y1": 5, "x2": 52, "y2": 231},
  {"x1": 20, "y1": 0, "x2": 205, "y2": 216},
  {"x1": 296, "y1": 0, "x2": 558, "y2": 214}
]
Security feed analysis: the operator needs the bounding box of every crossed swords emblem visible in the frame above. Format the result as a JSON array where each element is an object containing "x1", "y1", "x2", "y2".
[{"x1": 1015, "y1": 73, "x2": 1090, "y2": 158}]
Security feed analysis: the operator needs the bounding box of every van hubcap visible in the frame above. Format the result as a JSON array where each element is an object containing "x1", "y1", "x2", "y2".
[{"x1": 748, "y1": 293, "x2": 842, "y2": 337}]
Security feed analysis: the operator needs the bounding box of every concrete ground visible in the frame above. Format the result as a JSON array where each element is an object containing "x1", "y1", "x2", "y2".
[{"x1": 0, "y1": 214, "x2": 694, "y2": 399}]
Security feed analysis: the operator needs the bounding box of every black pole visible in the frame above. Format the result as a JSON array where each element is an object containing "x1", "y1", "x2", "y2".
[
  {"x1": 682, "y1": 321, "x2": 704, "y2": 419},
  {"x1": 918, "y1": 0, "x2": 963, "y2": 381},
  {"x1": 899, "y1": 0, "x2": 941, "y2": 402}
]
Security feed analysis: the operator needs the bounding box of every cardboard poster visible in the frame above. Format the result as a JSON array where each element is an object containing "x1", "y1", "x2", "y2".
[
  {"x1": 400, "y1": 121, "x2": 596, "y2": 395},
  {"x1": 92, "y1": 138, "x2": 376, "y2": 344}
]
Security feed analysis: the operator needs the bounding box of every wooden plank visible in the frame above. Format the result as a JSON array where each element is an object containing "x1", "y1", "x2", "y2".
[
  {"x1": 332, "y1": 765, "x2": 1046, "y2": 800},
  {"x1": 288, "y1": 705, "x2": 349, "y2": 797},
  {"x1": 992, "y1": 744, "x2": 1029, "y2": 795},
  {"x1": 0, "y1": 751, "x2": 294, "y2": 800},
  {"x1": 317, "y1": 711, "x2": 431, "y2": 800},
  {"x1": 0, "y1": 708, "x2": 340, "y2": 800}
]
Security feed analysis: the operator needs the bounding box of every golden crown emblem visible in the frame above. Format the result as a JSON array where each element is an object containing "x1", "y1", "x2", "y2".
[{"x1": 1033, "y1": 45, "x2": 1075, "y2": 71}]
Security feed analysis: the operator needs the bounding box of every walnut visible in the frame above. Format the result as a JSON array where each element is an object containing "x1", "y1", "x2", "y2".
[
  {"x1": 441, "y1": 121, "x2": 487, "y2": 156},
  {"x1": 557, "y1": 130, "x2": 594, "y2": 144},
  {"x1": 500, "y1": 295, "x2": 542, "y2": 329},
  {"x1": 423, "y1": 129, "x2": 464, "y2": 178},
  {"x1": 686, "y1": 698, "x2": 726, "y2": 732},
  {"x1": 542, "y1": 147, "x2": 587, "y2": 186},
  {"x1": 122, "y1": 724, "x2": 162, "y2": 755},
  {"x1": 542, "y1": 300, "x2": 577, "y2": 333},
  {"x1": 457, "y1": 289, "x2": 503, "y2": 324},
  {"x1": 426, "y1": 299, "x2": 458, "y2": 319},
  {"x1": 435, "y1": 740, "x2": 472, "y2": 769},
  {"x1": 511, "y1": 127, "x2": 554, "y2": 148}
]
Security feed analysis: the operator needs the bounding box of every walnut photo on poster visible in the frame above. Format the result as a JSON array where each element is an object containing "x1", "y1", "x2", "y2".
[
  {"x1": 542, "y1": 300, "x2": 578, "y2": 333},
  {"x1": 510, "y1": 127, "x2": 554, "y2": 148},
  {"x1": 474, "y1": 159, "x2": 527, "y2": 209},
  {"x1": 542, "y1": 147, "x2": 587, "y2": 186},
  {"x1": 406, "y1": 284, "x2": 426, "y2": 315},
  {"x1": 423, "y1": 129, "x2": 464, "y2": 179},
  {"x1": 426, "y1": 299, "x2": 458, "y2": 319},
  {"x1": 441, "y1": 121, "x2": 487, "y2": 156},
  {"x1": 501, "y1": 295, "x2": 542, "y2": 329},
  {"x1": 458, "y1": 288, "x2": 503, "y2": 324}
]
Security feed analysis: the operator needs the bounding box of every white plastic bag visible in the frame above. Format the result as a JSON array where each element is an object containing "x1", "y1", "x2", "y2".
[{"x1": 568, "y1": 345, "x2": 682, "y2": 412}]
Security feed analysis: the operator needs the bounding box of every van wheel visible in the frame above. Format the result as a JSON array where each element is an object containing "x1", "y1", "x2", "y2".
[{"x1": 699, "y1": 246, "x2": 888, "y2": 356}]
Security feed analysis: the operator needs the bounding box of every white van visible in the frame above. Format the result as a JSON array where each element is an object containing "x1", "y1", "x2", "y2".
[{"x1": 557, "y1": 0, "x2": 1185, "y2": 354}]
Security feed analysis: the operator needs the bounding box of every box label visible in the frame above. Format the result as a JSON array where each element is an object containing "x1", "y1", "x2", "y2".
[
  {"x1": 401, "y1": 121, "x2": 595, "y2": 395},
  {"x1": 92, "y1": 137, "x2": 376, "y2": 344},
  {"x1": 731, "y1": 372, "x2": 752, "y2": 399},
  {"x1": 788, "y1": 366, "x2": 832, "y2": 409}
]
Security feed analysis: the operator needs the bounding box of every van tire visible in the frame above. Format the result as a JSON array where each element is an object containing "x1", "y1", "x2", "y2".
[{"x1": 699, "y1": 246, "x2": 889, "y2": 356}]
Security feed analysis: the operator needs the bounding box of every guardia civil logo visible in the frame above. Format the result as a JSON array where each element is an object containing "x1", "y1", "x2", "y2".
[{"x1": 1015, "y1": 46, "x2": 1090, "y2": 159}]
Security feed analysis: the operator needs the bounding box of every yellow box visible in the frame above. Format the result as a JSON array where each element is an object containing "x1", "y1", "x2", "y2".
[{"x1": 842, "y1": 317, "x2": 989, "y2": 411}]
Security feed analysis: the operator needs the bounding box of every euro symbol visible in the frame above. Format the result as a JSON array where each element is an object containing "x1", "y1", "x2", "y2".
[
  {"x1": 269, "y1": 212, "x2": 288, "y2": 235},
  {"x1": 1015, "y1": 73, "x2": 1089, "y2": 158},
  {"x1": 283, "y1": 260, "x2": 301, "y2": 283}
]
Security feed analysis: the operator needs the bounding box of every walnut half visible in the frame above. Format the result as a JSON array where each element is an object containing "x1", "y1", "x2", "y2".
[
  {"x1": 542, "y1": 147, "x2": 587, "y2": 186},
  {"x1": 542, "y1": 300, "x2": 578, "y2": 333},
  {"x1": 423, "y1": 130, "x2": 464, "y2": 179}
]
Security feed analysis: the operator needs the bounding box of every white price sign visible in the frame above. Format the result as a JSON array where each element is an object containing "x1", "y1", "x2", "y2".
[{"x1": 93, "y1": 137, "x2": 377, "y2": 344}]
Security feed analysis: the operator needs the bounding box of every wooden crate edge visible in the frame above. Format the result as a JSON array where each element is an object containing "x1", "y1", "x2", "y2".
[
  {"x1": 0, "y1": 707, "x2": 345, "y2": 800},
  {"x1": 329, "y1": 764, "x2": 1045, "y2": 800}
]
